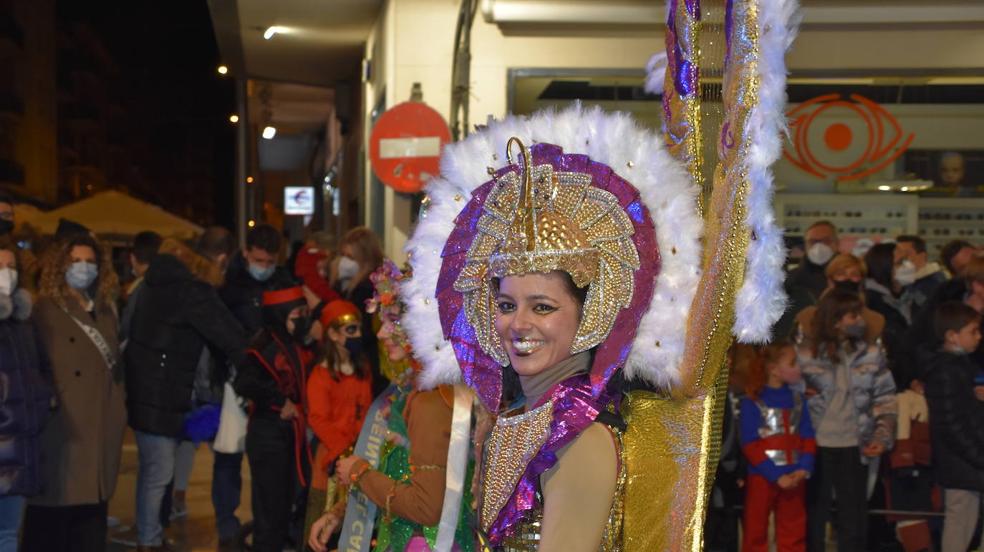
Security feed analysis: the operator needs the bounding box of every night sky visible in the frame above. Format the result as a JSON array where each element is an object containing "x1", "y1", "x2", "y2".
[{"x1": 57, "y1": 0, "x2": 236, "y2": 228}]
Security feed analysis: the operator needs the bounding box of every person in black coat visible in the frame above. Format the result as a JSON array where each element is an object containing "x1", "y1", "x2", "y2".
[
  {"x1": 233, "y1": 285, "x2": 314, "y2": 552},
  {"x1": 0, "y1": 242, "x2": 52, "y2": 549},
  {"x1": 863, "y1": 243, "x2": 912, "y2": 386},
  {"x1": 923, "y1": 301, "x2": 984, "y2": 552},
  {"x1": 124, "y1": 237, "x2": 247, "y2": 550},
  {"x1": 219, "y1": 224, "x2": 297, "y2": 337}
]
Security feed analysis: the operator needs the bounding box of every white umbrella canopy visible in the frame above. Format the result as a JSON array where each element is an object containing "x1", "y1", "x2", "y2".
[{"x1": 32, "y1": 190, "x2": 203, "y2": 239}]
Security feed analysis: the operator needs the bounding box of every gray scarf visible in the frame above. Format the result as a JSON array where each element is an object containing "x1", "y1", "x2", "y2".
[{"x1": 519, "y1": 351, "x2": 592, "y2": 410}]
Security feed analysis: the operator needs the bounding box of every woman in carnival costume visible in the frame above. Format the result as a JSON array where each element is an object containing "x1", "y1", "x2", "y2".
[
  {"x1": 400, "y1": 0, "x2": 800, "y2": 549},
  {"x1": 308, "y1": 260, "x2": 476, "y2": 552}
]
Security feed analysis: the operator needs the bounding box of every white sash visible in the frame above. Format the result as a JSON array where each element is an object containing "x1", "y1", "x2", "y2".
[
  {"x1": 434, "y1": 384, "x2": 474, "y2": 551},
  {"x1": 64, "y1": 308, "x2": 116, "y2": 372}
]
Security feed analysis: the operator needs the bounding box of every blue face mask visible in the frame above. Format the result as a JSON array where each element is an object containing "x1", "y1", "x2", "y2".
[
  {"x1": 248, "y1": 263, "x2": 275, "y2": 282},
  {"x1": 66, "y1": 261, "x2": 98, "y2": 290}
]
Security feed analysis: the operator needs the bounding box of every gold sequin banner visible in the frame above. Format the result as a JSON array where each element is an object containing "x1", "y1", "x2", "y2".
[
  {"x1": 662, "y1": 0, "x2": 704, "y2": 215},
  {"x1": 624, "y1": 0, "x2": 762, "y2": 550}
]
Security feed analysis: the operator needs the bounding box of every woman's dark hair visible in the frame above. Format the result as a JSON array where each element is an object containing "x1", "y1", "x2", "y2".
[
  {"x1": 863, "y1": 242, "x2": 895, "y2": 290},
  {"x1": 811, "y1": 289, "x2": 864, "y2": 361}
]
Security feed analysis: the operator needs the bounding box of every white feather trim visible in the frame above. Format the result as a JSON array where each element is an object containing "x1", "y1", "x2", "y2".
[
  {"x1": 644, "y1": 52, "x2": 668, "y2": 96},
  {"x1": 404, "y1": 104, "x2": 703, "y2": 390},
  {"x1": 731, "y1": 0, "x2": 800, "y2": 343}
]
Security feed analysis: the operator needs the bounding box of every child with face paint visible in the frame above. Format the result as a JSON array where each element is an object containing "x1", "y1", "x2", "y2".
[
  {"x1": 233, "y1": 285, "x2": 316, "y2": 552},
  {"x1": 796, "y1": 289, "x2": 897, "y2": 552},
  {"x1": 739, "y1": 342, "x2": 815, "y2": 552}
]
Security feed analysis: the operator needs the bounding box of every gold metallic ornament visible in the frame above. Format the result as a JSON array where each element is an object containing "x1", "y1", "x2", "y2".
[
  {"x1": 454, "y1": 138, "x2": 640, "y2": 365},
  {"x1": 480, "y1": 400, "x2": 555, "y2": 532}
]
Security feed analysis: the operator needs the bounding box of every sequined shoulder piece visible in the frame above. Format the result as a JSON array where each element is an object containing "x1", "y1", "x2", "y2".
[{"x1": 481, "y1": 400, "x2": 555, "y2": 532}]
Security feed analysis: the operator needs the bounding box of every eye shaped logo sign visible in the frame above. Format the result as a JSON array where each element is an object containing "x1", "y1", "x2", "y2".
[{"x1": 784, "y1": 93, "x2": 915, "y2": 182}]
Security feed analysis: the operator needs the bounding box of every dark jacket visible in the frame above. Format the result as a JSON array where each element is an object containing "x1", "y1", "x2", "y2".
[
  {"x1": 902, "y1": 278, "x2": 984, "y2": 381},
  {"x1": 124, "y1": 253, "x2": 247, "y2": 438},
  {"x1": 219, "y1": 253, "x2": 297, "y2": 337},
  {"x1": 923, "y1": 350, "x2": 984, "y2": 491},
  {"x1": 864, "y1": 281, "x2": 912, "y2": 387},
  {"x1": 786, "y1": 259, "x2": 828, "y2": 302},
  {"x1": 0, "y1": 290, "x2": 52, "y2": 497}
]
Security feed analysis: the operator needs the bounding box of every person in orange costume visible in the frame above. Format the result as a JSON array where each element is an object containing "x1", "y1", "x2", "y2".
[{"x1": 306, "y1": 300, "x2": 374, "y2": 505}]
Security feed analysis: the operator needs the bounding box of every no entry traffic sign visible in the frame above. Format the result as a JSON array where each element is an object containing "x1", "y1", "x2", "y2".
[{"x1": 369, "y1": 101, "x2": 451, "y2": 194}]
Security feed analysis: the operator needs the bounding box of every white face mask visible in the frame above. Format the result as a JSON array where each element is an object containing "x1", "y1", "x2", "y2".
[
  {"x1": 338, "y1": 256, "x2": 360, "y2": 280},
  {"x1": 806, "y1": 242, "x2": 835, "y2": 266},
  {"x1": 894, "y1": 259, "x2": 917, "y2": 287},
  {"x1": 0, "y1": 268, "x2": 16, "y2": 296}
]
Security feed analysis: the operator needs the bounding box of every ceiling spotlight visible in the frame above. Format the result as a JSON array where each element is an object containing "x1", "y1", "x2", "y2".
[
  {"x1": 263, "y1": 26, "x2": 288, "y2": 40},
  {"x1": 229, "y1": 114, "x2": 239, "y2": 123},
  {"x1": 262, "y1": 126, "x2": 277, "y2": 139},
  {"x1": 877, "y1": 185, "x2": 891, "y2": 191},
  {"x1": 217, "y1": 65, "x2": 229, "y2": 75},
  {"x1": 247, "y1": 219, "x2": 256, "y2": 228},
  {"x1": 246, "y1": 176, "x2": 254, "y2": 184}
]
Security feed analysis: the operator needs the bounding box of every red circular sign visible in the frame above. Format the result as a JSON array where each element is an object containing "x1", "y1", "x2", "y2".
[{"x1": 369, "y1": 102, "x2": 451, "y2": 193}]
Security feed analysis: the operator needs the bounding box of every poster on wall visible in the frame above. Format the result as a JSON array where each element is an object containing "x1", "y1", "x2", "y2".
[{"x1": 902, "y1": 149, "x2": 984, "y2": 197}]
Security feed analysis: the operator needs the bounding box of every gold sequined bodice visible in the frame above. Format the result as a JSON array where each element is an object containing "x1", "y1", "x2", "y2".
[{"x1": 479, "y1": 403, "x2": 625, "y2": 552}]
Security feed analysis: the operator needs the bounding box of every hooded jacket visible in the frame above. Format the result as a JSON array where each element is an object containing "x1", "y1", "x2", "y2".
[{"x1": 124, "y1": 253, "x2": 247, "y2": 438}]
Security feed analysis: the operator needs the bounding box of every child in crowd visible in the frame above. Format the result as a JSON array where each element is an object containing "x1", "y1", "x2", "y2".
[
  {"x1": 923, "y1": 301, "x2": 984, "y2": 552},
  {"x1": 797, "y1": 289, "x2": 897, "y2": 552},
  {"x1": 740, "y1": 341, "x2": 816, "y2": 552},
  {"x1": 304, "y1": 299, "x2": 373, "y2": 537}
]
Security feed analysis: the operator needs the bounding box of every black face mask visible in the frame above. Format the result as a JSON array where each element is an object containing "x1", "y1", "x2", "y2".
[
  {"x1": 833, "y1": 279, "x2": 861, "y2": 295},
  {"x1": 0, "y1": 219, "x2": 12, "y2": 236},
  {"x1": 344, "y1": 336, "x2": 364, "y2": 365}
]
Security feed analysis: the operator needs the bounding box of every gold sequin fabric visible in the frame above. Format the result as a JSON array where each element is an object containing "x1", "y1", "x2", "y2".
[
  {"x1": 621, "y1": 376, "x2": 726, "y2": 552},
  {"x1": 454, "y1": 141, "x2": 640, "y2": 365},
  {"x1": 480, "y1": 400, "x2": 554, "y2": 533},
  {"x1": 488, "y1": 425, "x2": 626, "y2": 552}
]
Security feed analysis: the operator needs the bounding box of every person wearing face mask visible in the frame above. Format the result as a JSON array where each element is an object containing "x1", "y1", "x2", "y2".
[
  {"x1": 303, "y1": 300, "x2": 373, "y2": 547},
  {"x1": 220, "y1": 223, "x2": 298, "y2": 335},
  {"x1": 923, "y1": 302, "x2": 984, "y2": 552},
  {"x1": 233, "y1": 286, "x2": 317, "y2": 552},
  {"x1": 795, "y1": 254, "x2": 887, "y2": 350},
  {"x1": 0, "y1": 241, "x2": 52, "y2": 552},
  {"x1": 863, "y1": 244, "x2": 912, "y2": 386},
  {"x1": 795, "y1": 289, "x2": 897, "y2": 552},
  {"x1": 332, "y1": 227, "x2": 385, "y2": 397},
  {"x1": 21, "y1": 235, "x2": 127, "y2": 552},
  {"x1": 124, "y1": 235, "x2": 248, "y2": 551},
  {"x1": 894, "y1": 235, "x2": 946, "y2": 315},
  {"x1": 789, "y1": 221, "x2": 840, "y2": 299}
]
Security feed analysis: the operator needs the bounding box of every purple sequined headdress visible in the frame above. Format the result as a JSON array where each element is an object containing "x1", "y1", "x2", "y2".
[{"x1": 403, "y1": 104, "x2": 706, "y2": 403}]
